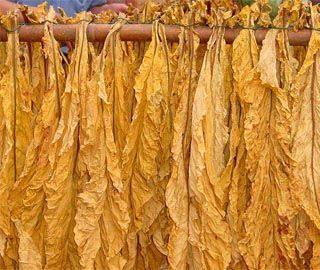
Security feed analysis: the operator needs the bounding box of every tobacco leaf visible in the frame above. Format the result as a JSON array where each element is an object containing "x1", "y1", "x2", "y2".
[
  {"x1": 0, "y1": 13, "x2": 33, "y2": 269},
  {"x1": 42, "y1": 18, "x2": 88, "y2": 270},
  {"x1": 166, "y1": 28, "x2": 199, "y2": 270},
  {"x1": 122, "y1": 21, "x2": 172, "y2": 270},
  {"x1": 291, "y1": 5, "x2": 320, "y2": 269},
  {"x1": 9, "y1": 17, "x2": 66, "y2": 269},
  {"x1": 189, "y1": 27, "x2": 232, "y2": 270}
]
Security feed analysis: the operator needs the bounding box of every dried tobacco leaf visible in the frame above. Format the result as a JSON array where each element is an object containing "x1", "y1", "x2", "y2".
[
  {"x1": 166, "y1": 28, "x2": 199, "y2": 270},
  {"x1": 238, "y1": 28, "x2": 299, "y2": 270},
  {"x1": 0, "y1": 13, "x2": 33, "y2": 269},
  {"x1": 291, "y1": 5, "x2": 320, "y2": 269},
  {"x1": 122, "y1": 21, "x2": 172, "y2": 270},
  {"x1": 42, "y1": 18, "x2": 89, "y2": 270},
  {"x1": 9, "y1": 13, "x2": 66, "y2": 269},
  {"x1": 189, "y1": 27, "x2": 232, "y2": 269},
  {"x1": 74, "y1": 20, "x2": 130, "y2": 270},
  {"x1": 228, "y1": 14, "x2": 257, "y2": 268}
]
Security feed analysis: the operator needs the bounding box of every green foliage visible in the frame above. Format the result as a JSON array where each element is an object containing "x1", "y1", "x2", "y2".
[{"x1": 239, "y1": 0, "x2": 282, "y2": 18}]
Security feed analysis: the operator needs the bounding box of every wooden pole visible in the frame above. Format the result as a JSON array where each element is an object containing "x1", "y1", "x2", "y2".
[{"x1": 0, "y1": 23, "x2": 312, "y2": 45}]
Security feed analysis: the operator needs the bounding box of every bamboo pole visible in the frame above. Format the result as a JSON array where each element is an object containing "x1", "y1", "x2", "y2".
[{"x1": 0, "y1": 23, "x2": 312, "y2": 45}]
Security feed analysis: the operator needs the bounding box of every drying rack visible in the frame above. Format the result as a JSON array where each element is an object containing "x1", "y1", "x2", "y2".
[{"x1": 0, "y1": 23, "x2": 314, "y2": 45}]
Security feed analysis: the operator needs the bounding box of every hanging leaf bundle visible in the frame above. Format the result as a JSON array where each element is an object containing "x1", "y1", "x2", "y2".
[{"x1": 2, "y1": 0, "x2": 320, "y2": 269}]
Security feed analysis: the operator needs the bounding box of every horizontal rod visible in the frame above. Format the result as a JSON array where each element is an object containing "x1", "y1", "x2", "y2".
[{"x1": 0, "y1": 24, "x2": 312, "y2": 45}]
